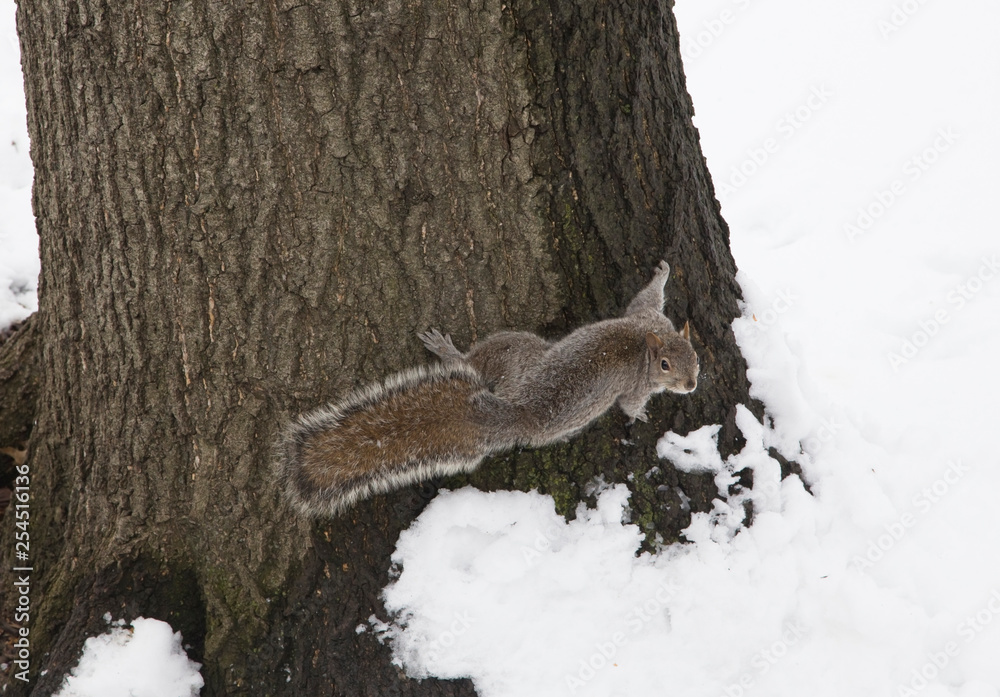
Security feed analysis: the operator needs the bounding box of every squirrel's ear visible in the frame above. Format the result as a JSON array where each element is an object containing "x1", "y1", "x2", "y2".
[
  {"x1": 646, "y1": 332, "x2": 664, "y2": 352},
  {"x1": 681, "y1": 320, "x2": 691, "y2": 341}
]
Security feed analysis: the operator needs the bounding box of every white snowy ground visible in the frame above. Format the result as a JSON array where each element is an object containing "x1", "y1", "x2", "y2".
[{"x1": 3, "y1": 0, "x2": 999, "y2": 695}]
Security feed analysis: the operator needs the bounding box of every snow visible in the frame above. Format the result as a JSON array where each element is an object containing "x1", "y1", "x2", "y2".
[
  {"x1": 2, "y1": 0, "x2": 999, "y2": 694},
  {"x1": 656, "y1": 423, "x2": 724, "y2": 473},
  {"x1": 53, "y1": 617, "x2": 203, "y2": 697},
  {"x1": 0, "y1": 0, "x2": 36, "y2": 329}
]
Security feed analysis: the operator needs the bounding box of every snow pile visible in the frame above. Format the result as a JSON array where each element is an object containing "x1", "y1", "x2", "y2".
[
  {"x1": 54, "y1": 617, "x2": 203, "y2": 697},
  {"x1": 0, "y1": 0, "x2": 37, "y2": 330},
  {"x1": 373, "y1": 409, "x2": 829, "y2": 697},
  {"x1": 374, "y1": 390, "x2": 999, "y2": 696}
]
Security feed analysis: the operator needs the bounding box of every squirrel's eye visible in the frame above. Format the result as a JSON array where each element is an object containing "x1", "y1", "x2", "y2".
[{"x1": 661, "y1": 359, "x2": 670, "y2": 371}]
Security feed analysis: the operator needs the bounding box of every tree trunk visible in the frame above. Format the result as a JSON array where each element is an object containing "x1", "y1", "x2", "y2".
[{"x1": 0, "y1": 0, "x2": 754, "y2": 693}]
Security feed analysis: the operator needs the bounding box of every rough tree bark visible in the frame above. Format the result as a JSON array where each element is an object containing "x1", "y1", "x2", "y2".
[{"x1": 0, "y1": 0, "x2": 758, "y2": 694}]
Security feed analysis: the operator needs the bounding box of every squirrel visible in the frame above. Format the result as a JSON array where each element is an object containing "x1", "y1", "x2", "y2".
[{"x1": 277, "y1": 260, "x2": 699, "y2": 517}]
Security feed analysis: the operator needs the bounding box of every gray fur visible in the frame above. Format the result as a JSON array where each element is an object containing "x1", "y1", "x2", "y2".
[{"x1": 277, "y1": 260, "x2": 699, "y2": 517}]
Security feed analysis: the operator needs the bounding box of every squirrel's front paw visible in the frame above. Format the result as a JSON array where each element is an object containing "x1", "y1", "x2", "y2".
[
  {"x1": 656, "y1": 260, "x2": 671, "y2": 277},
  {"x1": 628, "y1": 411, "x2": 649, "y2": 425}
]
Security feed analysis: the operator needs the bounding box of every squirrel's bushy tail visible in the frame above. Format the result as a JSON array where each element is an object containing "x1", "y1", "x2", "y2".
[{"x1": 277, "y1": 364, "x2": 512, "y2": 517}]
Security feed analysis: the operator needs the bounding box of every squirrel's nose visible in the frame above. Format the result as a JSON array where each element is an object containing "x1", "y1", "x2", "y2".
[{"x1": 685, "y1": 379, "x2": 696, "y2": 391}]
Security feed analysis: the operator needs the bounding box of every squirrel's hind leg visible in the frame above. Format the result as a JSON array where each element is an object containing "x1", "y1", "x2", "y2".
[
  {"x1": 418, "y1": 329, "x2": 465, "y2": 364},
  {"x1": 625, "y1": 260, "x2": 672, "y2": 316}
]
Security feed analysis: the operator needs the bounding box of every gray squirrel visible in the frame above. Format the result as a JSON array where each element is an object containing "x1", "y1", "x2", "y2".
[{"x1": 277, "y1": 260, "x2": 699, "y2": 517}]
